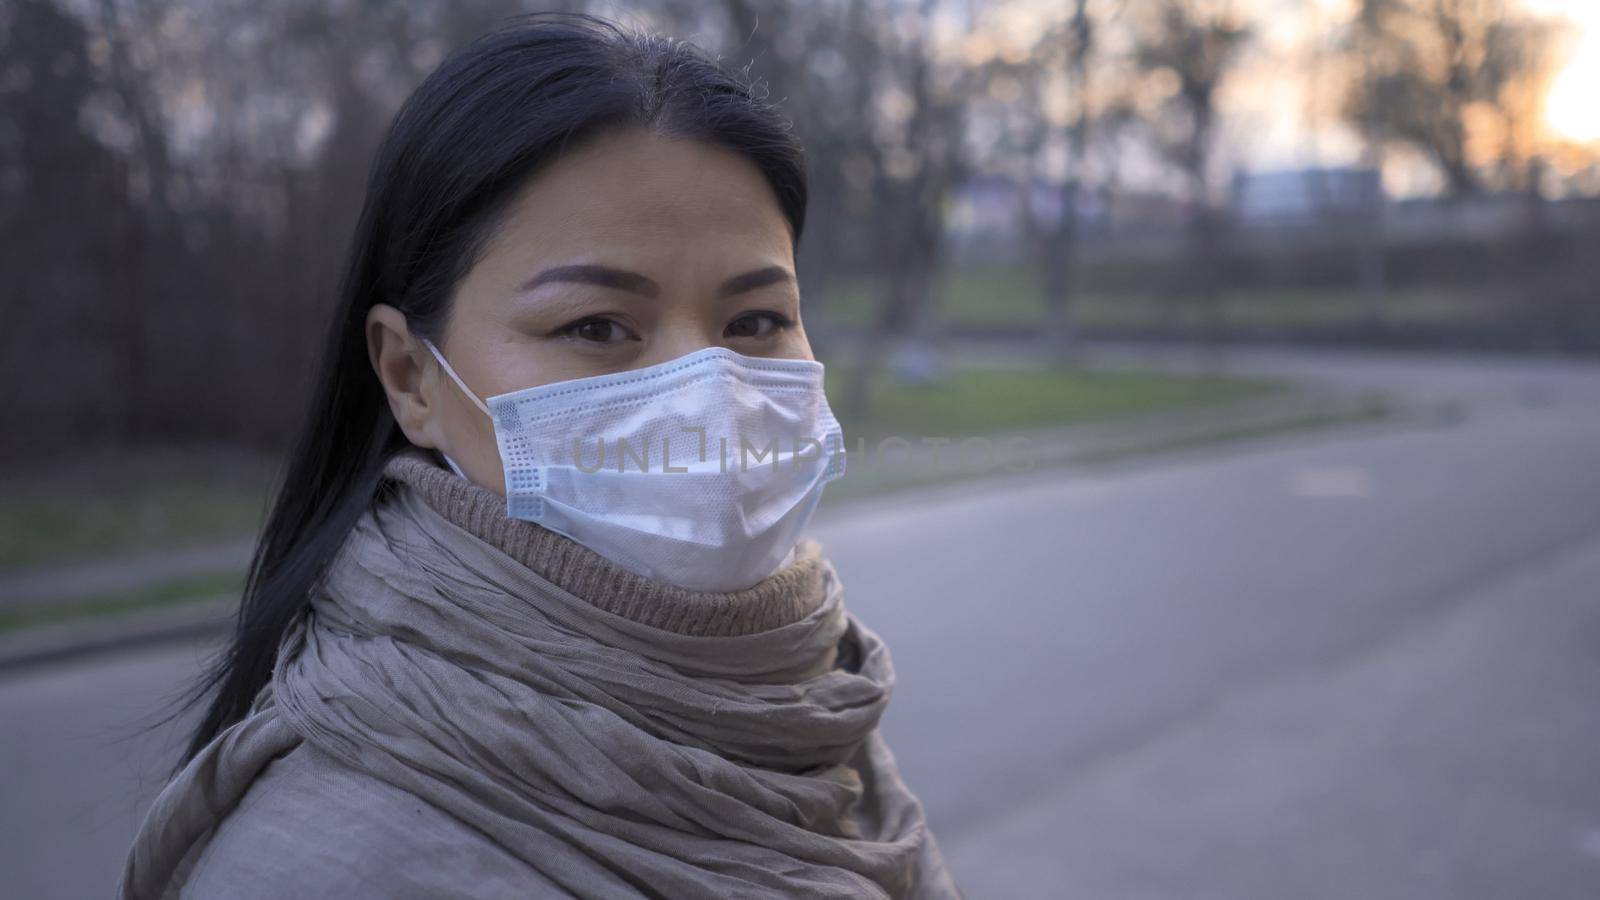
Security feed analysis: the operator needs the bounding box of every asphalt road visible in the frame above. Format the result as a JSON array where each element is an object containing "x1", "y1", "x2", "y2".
[{"x1": 4, "y1": 347, "x2": 1599, "y2": 899}]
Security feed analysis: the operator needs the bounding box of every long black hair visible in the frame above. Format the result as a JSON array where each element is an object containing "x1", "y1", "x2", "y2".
[{"x1": 173, "y1": 13, "x2": 807, "y2": 769}]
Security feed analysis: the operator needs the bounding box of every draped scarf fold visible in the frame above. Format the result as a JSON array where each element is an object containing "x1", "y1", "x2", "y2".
[{"x1": 119, "y1": 471, "x2": 961, "y2": 899}]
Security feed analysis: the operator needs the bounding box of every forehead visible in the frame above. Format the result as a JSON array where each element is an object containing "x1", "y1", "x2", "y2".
[{"x1": 480, "y1": 129, "x2": 794, "y2": 272}]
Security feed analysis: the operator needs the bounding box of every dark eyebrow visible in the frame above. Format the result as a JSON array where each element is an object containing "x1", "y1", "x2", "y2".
[
  {"x1": 518, "y1": 264, "x2": 794, "y2": 300},
  {"x1": 519, "y1": 265, "x2": 660, "y2": 297},
  {"x1": 717, "y1": 265, "x2": 794, "y2": 298}
]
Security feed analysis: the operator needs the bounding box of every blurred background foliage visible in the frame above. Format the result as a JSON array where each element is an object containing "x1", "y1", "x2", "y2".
[{"x1": 0, "y1": 0, "x2": 1595, "y2": 493}]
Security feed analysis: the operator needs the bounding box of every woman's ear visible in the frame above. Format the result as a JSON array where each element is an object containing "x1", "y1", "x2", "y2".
[{"x1": 366, "y1": 304, "x2": 441, "y2": 449}]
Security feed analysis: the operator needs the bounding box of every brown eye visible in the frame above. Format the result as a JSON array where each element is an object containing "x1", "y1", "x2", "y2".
[
  {"x1": 561, "y1": 317, "x2": 635, "y2": 344},
  {"x1": 726, "y1": 312, "x2": 789, "y2": 339}
]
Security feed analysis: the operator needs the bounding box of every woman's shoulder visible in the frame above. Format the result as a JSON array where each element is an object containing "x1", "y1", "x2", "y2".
[{"x1": 178, "y1": 741, "x2": 530, "y2": 899}]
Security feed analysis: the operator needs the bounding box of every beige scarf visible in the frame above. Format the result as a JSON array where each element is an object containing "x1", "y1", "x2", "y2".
[{"x1": 118, "y1": 450, "x2": 961, "y2": 898}]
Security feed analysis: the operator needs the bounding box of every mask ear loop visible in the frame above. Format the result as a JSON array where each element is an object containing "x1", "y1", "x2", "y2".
[
  {"x1": 420, "y1": 338, "x2": 491, "y2": 417},
  {"x1": 418, "y1": 338, "x2": 489, "y2": 481}
]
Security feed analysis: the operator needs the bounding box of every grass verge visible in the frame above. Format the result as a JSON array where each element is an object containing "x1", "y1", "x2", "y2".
[
  {"x1": 0, "y1": 571, "x2": 243, "y2": 634},
  {"x1": 821, "y1": 264, "x2": 1513, "y2": 331},
  {"x1": 825, "y1": 362, "x2": 1285, "y2": 442},
  {"x1": 0, "y1": 446, "x2": 271, "y2": 572}
]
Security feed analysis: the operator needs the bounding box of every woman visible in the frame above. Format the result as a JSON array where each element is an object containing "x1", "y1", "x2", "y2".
[{"x1": 118, "y1": 13, "x2": 961, "y2": 900}]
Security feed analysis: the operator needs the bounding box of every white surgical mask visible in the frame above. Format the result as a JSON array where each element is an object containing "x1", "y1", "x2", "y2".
[{"x1": 421, "y1": 340, "x2": 846, "y2": 592}]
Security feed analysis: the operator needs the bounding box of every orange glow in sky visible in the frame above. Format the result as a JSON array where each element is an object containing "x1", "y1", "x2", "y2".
[{"x1": 1528, "y1": 0, "x2": 1600, "y2": 144}]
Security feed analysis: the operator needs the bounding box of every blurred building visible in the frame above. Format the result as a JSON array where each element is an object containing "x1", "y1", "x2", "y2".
[
  {"x1": 947, "y1": 174, "x2": 1106, "y2": 239},
  {"x1": 947, "y1": 173, "x2": 1183, "y2": 263},
  {"x1": 1230, "y1": 167, "x2": 1385, "y2": 228}
]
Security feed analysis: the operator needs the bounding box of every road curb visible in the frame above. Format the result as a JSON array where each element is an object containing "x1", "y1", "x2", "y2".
[{"x1": 821, "y1": 387, "x2": 1395, "y2": 502}]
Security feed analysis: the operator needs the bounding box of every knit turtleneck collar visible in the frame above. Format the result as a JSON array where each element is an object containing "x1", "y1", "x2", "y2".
[{"x1": 378, "y1": 448, "x2": 831, "y2": 638}]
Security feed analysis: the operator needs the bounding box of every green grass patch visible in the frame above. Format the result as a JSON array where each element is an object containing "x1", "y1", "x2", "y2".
[
  {"x1": 0, "y1": 485, "x2": 266, "y2": 572},
  {"x1": 0, "y1": 447, "x2": 271, "y2": 571},
  {"x1": 820, "y1": 263, "x2": 1512, "y2": 331},
  {"x1": 0, "y1": 570, "x2": 243, "y2": 633},
  {"x1": 825, "y1": 265, "x2": 1048, "y2": 328},
  {"x1": 825, "y1": 363, "x2": 1283, "y2": 442}
]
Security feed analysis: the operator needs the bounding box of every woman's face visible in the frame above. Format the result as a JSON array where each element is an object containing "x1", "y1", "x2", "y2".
[{"x1": 367, "y1": 128, "x2": 812, "y2": 494}]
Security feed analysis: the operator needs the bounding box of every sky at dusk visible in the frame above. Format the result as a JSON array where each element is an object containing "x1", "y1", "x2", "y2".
[{"x1": 1215, "y1": 0, "x2": 1597, "y2": 191}]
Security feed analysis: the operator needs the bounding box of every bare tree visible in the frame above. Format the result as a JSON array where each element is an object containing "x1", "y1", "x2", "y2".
[
  {"x1": 1130, "y1": 0, "x2": 1250, "y2": 337},
  {"x1": 1343, "y1": 0, "x2": 1563, "y2": 195},
  {"x1": 1033, "y1": 0, "x2": 1111, "y2": 363},
  {"x1": 5, "y1": 0, "x2": 979, "y2": 452},
  {"x1": 978, "y1": 0, "x2": 1109, "y2": 363},
  {"x1": 840, "y1": 0, "x2": 974, "y2": 417},
  {"x1": 0, "y1": 0, "x2": 133, "y2": 455}
]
